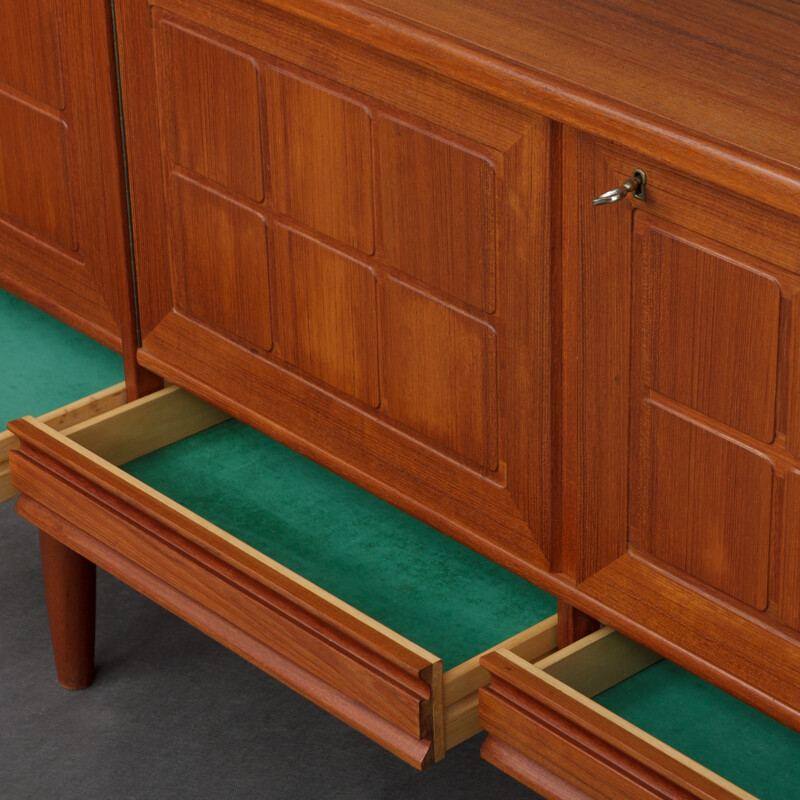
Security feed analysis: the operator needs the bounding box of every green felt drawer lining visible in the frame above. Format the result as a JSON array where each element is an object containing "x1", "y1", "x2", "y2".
[
  {"x1": 595, "y1": 658, "x2": 800, "y2": 799},
  {"x1": 0, "y1": 289, "x2": 122, "y2": 427},
  {"x1": 122, "y1": 418, "x2": 556, "y2": 670}
]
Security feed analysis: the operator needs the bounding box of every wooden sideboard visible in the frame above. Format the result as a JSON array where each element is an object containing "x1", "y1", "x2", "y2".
[{"x1": 6, "y1": 0, "x2": 800, "y2": 796}]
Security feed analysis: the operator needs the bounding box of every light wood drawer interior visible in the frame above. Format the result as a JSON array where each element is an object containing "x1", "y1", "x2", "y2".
[
  {"x1": 8, "y1": 385, "x2": 558, "y2": 769},
  {"x1": 0, "y1": 287, "x2": 125, "y2": 501},
  {"x1": 480, "y1": 627, "x2": 800, "y2": 799}
]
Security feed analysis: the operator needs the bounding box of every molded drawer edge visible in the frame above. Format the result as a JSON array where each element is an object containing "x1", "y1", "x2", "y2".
[
  {"x1": 8, "y1": 385, "x2": 558, "y2": 769},
  {"x1": 479, "y1": 628, "x2": 764, "y2": 799}
]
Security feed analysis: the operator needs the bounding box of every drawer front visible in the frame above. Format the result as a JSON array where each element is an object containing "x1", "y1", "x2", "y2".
[
  {"x1": 479, "y1": 633, "x2": 755, "y2": 800},
  {"x1": 9, "y1": 396, "x2": 442, "y2": 769},
  {"x1": 116, "y1": 0, "x2": 553, "y2": 573}
]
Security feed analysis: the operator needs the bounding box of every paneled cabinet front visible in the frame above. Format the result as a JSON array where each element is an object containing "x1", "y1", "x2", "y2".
[
  {"x1": 116, "y1": 0, "x2": 555, "y2": 571},
  {"x1": 562, "y1": 129, "x2": 800, "y2": 727},
  {"x1": 0, "y1": 0, "x2": 132, "y2": 350}
]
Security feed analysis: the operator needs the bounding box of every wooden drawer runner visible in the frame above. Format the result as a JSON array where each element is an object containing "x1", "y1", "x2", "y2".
[
  {"x1": 0, "y1": 288, "x2": 125, "y2": 501},
  {"x1": 480, "y1": 628, "x2": 800, "y2": 799},
  {"x1": 8, "y1": 386, "x2": 558, "y2": 769}
]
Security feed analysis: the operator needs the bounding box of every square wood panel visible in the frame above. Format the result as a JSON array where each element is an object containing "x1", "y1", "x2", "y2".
[
  {"x1": 379, "y1": 279, "x2": 497, "y2": 468},
  {"x1": 0, "y1": 0, "x2": 64, "y2": 108},
  {"x1": 157, "y1": 22, "x2": 264, "y2": 201},
  {"x1": 630, "y1": 403, "x2": 773, "y2": 610},
  {"x1": 376, "y1": 118, "x2": 496, "y2": 312},
  {"x1": 636, "y1": 221, "x2": 780, "y2": 442},
  {"x1": 0, "y1": 92, "x2": 75, "y2": 249},
  {"x1": 267, "y1": 69, "x2": 374, "y2": 253},
  {"x1": 272, "y1": 227, "x2": 379, "y2": 406},
  {"x1": 169, "y1": 176, "x2": 271, "y2": 354}
]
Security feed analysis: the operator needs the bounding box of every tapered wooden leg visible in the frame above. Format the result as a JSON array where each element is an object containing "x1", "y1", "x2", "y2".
[
  {"x1": 557, "y1": 600, "x2": 600, "y2": 649},
  {"x1": 39, "y1": 531, "x2": 96, "y2": 689}
]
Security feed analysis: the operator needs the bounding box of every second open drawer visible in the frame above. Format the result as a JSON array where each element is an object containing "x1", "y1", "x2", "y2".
[
  {"x1": 480, "y1": 627, "x2": 800, "y2": 799},
  {"x1": 8, "y1": 385, "x2": 558, "y2": 769}
]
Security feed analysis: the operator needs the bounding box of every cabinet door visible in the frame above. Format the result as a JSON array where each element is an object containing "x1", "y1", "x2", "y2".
[
  {"x1": 0, "y1": 0, "x2": 132, "y2": 350},
  {"x1": 564, "y1": 131, "x2": 800, "y2": 718},
  {"x1": 116, "y1": 1, "x2": 554, "y2": 570}
]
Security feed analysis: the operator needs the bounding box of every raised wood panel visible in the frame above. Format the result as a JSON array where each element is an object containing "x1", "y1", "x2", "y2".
[
  {"x1": 272, "y1": 227, "x2": 380, "y2": 405},
  {"x1": 0, "y1": 0, "x2": 64, "y2": 108},
  {"x1": 563, "y1": 132, "x2": 800, "y2": 732},
  {"x1": 635, "y1": 219, "x2": 780, "y2": 442},
  {"x1": 376, "y1": 117, "x2": 495, "y2": 311},
  {"x1": 157, "y1": 21, "x2": 264, "y2": 200},
  {"x1": 774, "y1": 470, "x2": 800, "y2": 632},
  {"x1": 630, "y1": 404, "x2": 773, "y2": 610},
  {"x1": 169, "y1": 175, "x2": 271, "y2": 354},
  {"x1": 0, "y1": 92, "x2": 75, "y2": 250},
  {"x1": 123, "y1": 0, "x2": 552, "y2": 573},
  {"x1": 267, "y1": 68, "x2": 374, "y2": 252},
  {"x1": 0, "y1": 0, "x2": 139, "y2": 354},
  {"x1": 379, "y1": 279, "x2": 497, "y2": 469}
]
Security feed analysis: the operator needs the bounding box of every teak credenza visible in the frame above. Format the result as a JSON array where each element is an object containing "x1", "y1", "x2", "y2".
[{"x1": 4, "y1": 0, "x2": 800, "y2": 797}]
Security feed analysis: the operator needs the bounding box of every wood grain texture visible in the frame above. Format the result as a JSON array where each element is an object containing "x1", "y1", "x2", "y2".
[
  {"x1": 120, "y1": 0, "x2": 554, "y2": 573},
  {"x1": 557, "y1": 602, "x2": 600, "y2": 649},
  {"x1": 157, "y1": 21, "x2": 264, "y2": 200},
  {"x1": 0, "y1": 0, "x2": 65, "y2": 107},
  {"x1": 0, "y1": 92, "x2": 75, "y2": 249},
  {"x1": 565, "y1": 131, "x2": 800, "y2": 695},
  {"x1": 271, "y1": 226, "x2": 380, "y2": 405},
  {"x1": 785, "y1": 291, "x2": 800, "y2": 458},
  {"x1": 376, "y1": 117, "x2": 495, "y2": 310},
  {"x1": 254, "y1": 0, "x2": 800, "y2": 215},
  {"x1": 635, "y1": 220, "x2": 781, "y2": 442},
  {"x1": 267, "y1": 67, "x2": 374, "y2": 252},
  {"x1": 9, "y1": 409, "x2": 444, "y2": 769},
  {"x1": 168, "y1": 175, "x2": 272, "y2": 354},
  {"x1": 379, "y1": 279, "x2": 497, "y2": 468},
  {"x1": 482, "y1": 736, "x2": 596, "y2": 800},
  {"x1": 39, "y1": 530, "x2": 96, "y2": 690},
  {"x1": 774, "y1": 470, "x2": 800, "y2": 632},
  {"x1": 479, "y1": 649, "x2": 754, "y2": 800},
  {"x1": 630, "y1": 404, "x2": 774, "y2": 610},
  {"x1": 0, "y1": 0, "x2": 138, "y2": 355}
]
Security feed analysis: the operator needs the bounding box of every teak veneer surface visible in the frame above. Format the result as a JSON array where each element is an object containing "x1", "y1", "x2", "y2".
[
  {"x1": 242, "y1": 0, "x2": 800, "y2": 215},
  {"x1": 0, "y1": 0, "x2": 138, "y2": 353}
]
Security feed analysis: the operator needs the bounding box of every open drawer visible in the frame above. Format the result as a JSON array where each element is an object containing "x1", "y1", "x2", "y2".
[
  {"x1": 480, "y1": 628, "x2": 800, "y2": 799},
  {"x1": 8, "y1": 385, "x2": 558, "y2": 769},
  {"x1": 0, "y1": 288, "x2": 125, "y2": 501}
]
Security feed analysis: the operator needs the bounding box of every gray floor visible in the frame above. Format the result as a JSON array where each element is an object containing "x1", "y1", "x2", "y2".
[{"x1": 0, "y1": 499, "x2": 543, "y2": 799}]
